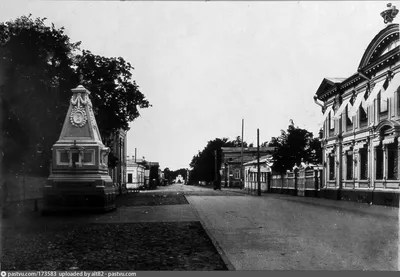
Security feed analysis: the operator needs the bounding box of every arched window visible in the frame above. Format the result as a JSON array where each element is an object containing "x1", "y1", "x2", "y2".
[{"x1": 381, "y1": 39, "x2": 399, "y2": 56}]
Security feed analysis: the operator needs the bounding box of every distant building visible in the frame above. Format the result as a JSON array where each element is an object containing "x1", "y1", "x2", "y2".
[
  {"x1": 175, "y1": 174, "x2": 184, "y2": 183},
  {"x1": 138, "y1": 160, "x2": 160, "y2": 189},
  {"x1": 109, "y1": 129, "x2": 127, "y2": 194},
  {"x1": 221, "y1": 147, "x2": 276, "y2": 188},
  {"x1": 314, "y1": 4, "x2": 400, "y2": 206},
  {"x1": 244, "y1": 155, "x2": 273, "y2": 192},
  {"x1": 126, "y1": 156, "x2": 145, "y2": 189}
]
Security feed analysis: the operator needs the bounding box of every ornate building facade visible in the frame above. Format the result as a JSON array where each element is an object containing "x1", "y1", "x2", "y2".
[{"x1": 314, "y1": 4, "x2": 400, "y2": 206}]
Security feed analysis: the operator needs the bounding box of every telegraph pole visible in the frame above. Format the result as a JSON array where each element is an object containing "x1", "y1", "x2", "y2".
[
  {"x1": 241, "y1": 119, "x2": 244, "y2": 189},
  {"x1": 257, "y1": 128, "x2": 261, "y2": 196}
]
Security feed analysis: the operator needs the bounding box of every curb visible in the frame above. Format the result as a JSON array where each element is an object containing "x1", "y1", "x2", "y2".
[{"x1": 184, "y1": 195, "x2": 236, "y2": 271}]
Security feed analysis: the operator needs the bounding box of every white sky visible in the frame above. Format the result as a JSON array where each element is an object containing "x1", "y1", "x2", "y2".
[{"x1": 1, "y1": 1, "x2": 396, "y2": 170}]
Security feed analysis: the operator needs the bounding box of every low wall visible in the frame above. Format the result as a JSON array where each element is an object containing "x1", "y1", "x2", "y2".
[
  {"x1": 4, "y1": 175, "x2": 46, "y2": 203},
  {"x1": 269, "y1": 169, "x2": 399, "y2": 207}
]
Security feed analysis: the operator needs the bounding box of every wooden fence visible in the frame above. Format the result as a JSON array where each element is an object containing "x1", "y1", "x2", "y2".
[{"x1": 270, "y1": 168, "x2": 322, "y2": 197}]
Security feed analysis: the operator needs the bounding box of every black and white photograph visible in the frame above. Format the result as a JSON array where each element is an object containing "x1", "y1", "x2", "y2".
[{"x1": 0, "y1": 0, "x2": 399, "y2": 272}]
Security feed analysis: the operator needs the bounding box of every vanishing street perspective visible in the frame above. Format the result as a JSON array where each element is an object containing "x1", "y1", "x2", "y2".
[{"x1": 1, "y1": 1, "x2": 400, "y2": 271}]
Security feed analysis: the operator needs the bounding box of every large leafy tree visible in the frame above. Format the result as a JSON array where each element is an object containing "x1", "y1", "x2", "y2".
[
  {"x1": 1, "y1": 15, "x2": 80, "y2": 176},
  {"x1": 75, "y1": 50, "x2": 150, "y2": 143},
  {"x1": 0, "y1": 15, "x2": 150, "y2": 176},
  {"x1": 189, "y1": 137, "x2": 247, "y2": 183},
  {"x1": 163, "y1": 167, "x2": 172, "y2": 183},
  {"x1": 269, "y1": 122, "x2": 322, "y2": 174}
]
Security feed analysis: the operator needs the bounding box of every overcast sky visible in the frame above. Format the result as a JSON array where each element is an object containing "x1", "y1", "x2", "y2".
[{"x1": 1, "y1": 1, "x2": 395, "y2": 170}]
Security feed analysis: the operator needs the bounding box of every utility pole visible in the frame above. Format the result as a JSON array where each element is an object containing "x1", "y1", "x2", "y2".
[
  {"x1": 214, "y1": 150, "x2": 218, "y2": 189},
  {"x1": 257, "y1": 128, "x2": 261, "y2": 196},
  {"x1": 241, "y1": 119, "x2": 244, "y2": 189}
]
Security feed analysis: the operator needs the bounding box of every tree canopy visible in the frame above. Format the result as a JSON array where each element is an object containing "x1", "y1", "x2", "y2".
[
  {"x1": 0, "y1": 15, "x2": 150, "y2": 176},
  {"x1": 187, "y1": 124, "x2": 322, "y2": 183},
  {"x1": 189, "y1": 137, "x2": 245, "y2": 183},
  {"x1": 268, "y1": 123, "x2": 322, "y2": 174},
  {"x1": 75, "y1": 50, "x2": 150, "y2": 143}
]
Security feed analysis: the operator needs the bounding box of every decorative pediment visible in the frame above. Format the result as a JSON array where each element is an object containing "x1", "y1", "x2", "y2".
[
  {"x1": 315, "y1": 4, "x2": 399, "y2": 103},
  {"x1": 315, "y1": 78, "x2": 346, "y2": 99},
  {"x1": 358, "y1": 23, "x2": 399, "y2": 70}
]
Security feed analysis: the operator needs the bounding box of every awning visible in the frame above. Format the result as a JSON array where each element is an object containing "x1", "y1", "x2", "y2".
[
  {"x1": 321, "y1": 106, "x2": 333, "y2": 123},
  {"x1": 365, "y1": 79, "x2": 386, "y2": 107},
  {"x1": 381, "y1": 73, "x2": 400, "y2": 100},
  {"x1": 333, "y1": 98, "x2": 352, "y2": 120},
  {"x1": 383, "y1": 136, "x2": 396, "y2": 145},
  {"x1": 349, "y1": 92, "x2": 367, "y2": 118}
]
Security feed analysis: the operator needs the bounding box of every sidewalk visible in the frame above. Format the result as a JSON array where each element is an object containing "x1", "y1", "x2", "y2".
[
  {"x1": 1, "y1": 190, "x2": 230, "y2": 271},
  {"x1": 222, "y1": 187, "x2": 398, "y2": 219}
]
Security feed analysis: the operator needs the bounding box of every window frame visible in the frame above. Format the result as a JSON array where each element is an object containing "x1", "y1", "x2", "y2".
[
  {"x1": 346, "y1": 150, "x2": 353, "y2": 181},
  {"x1": 328, "y1": 154, "x2": 335, "y2": 181},
  {"x1": 359, "y1": 148, "x2": 368, "y2": 180},
  {"x1": 375, "y1": 146, "x2": 384, "y2": 180},
  {"x1": 387, "y1": 142, "x2": 398, "y2": 180}
]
